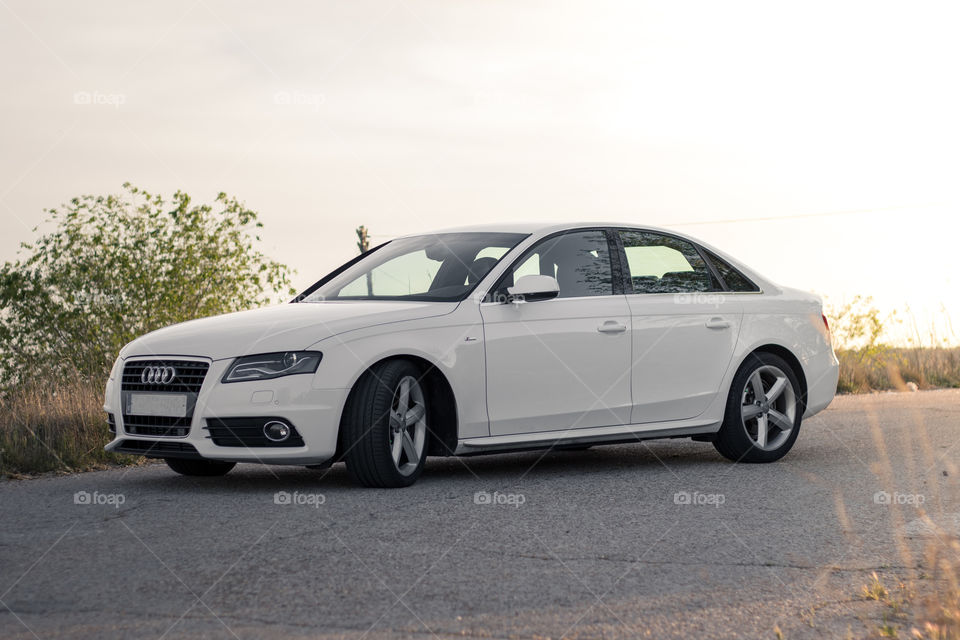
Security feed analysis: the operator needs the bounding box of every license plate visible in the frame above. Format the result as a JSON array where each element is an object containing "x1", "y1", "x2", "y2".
[{"x1": 126, "y1": 393, "x2": 188, "y2": 417}]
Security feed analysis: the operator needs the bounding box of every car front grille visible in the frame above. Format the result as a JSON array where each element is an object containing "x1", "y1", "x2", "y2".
[
  {"x1": 121, "y1": 360, "x2": 209, "y2": 394},
  {"x1": 122, "y1": 415, "x2": 191, "y2": 437},
  {"x1": 120, "y1": 359, "x2": 209, "y2": 438}
]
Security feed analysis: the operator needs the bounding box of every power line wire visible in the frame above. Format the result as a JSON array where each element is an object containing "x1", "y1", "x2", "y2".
[
  {"x1": 667, "y1": 202, "x2": 946, "y2": 227},
  {"x1": 365, "y1": 202, "x2": 948, "y2": 237}
]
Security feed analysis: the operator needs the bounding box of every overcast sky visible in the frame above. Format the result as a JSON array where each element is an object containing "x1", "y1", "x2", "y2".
[{"x1": 1, "y1": 1, "x2": 958, "y2": 343}]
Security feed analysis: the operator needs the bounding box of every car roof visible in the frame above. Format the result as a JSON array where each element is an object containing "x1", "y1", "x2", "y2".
[{"x1": 399, "y1": 221, "x2": 684, "y2": 237}]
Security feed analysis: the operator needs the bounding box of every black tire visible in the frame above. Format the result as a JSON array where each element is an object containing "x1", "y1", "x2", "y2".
[
  {"x1": 342, "y1": 359, "x2": 429, "y2": 488},
  {"x1": 165, "y1": 458, "x2": 236, "y2": 476},
  {"x1": 713, "y1": 352, "x2": 805, "y2": 463}
]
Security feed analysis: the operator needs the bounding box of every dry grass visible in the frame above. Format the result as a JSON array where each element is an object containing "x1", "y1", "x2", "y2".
[
  {"x1": 848, "y1": 379, "x2": 960, "y2": 639},
  {"x1": 910, "y1": 540, "x2": 960, "y2": 639},
  {"x1": 826, "y1": 295, "x2": 960, "y2": 394},
  {"x1": 0, "y1": 379, "x2": 141, "y2": 476},
  {"x1": 837, "y1": 348, "x2": 960, "y2": 394}
]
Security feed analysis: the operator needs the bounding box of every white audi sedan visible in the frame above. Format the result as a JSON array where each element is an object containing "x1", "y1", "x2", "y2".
[{"x1": 104, "y1": 223, "x2": 839, "y2": 487}]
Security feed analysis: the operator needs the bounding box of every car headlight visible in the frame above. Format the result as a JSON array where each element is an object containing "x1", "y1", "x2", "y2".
[{"x1": 221, "y1": 351, "x2": 323, "y2": 383}]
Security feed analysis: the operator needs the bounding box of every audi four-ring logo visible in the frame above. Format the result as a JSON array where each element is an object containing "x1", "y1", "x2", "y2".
[{"x1": 141, "y1": 366, "x2": 177, "y2": 385}]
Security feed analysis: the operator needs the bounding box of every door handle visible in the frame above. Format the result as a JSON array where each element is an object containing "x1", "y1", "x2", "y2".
[
  {"x1": 705, "y1": 317, "x2": 731, "y2": 329},
  {"x1": 597, "y1": 321, "x2": 627, "y2": 334}
]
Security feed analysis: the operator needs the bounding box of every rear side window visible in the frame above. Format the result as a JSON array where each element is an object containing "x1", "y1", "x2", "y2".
[
  {"x1": 619, "y1": 230, "x2": 721, "y2": 293},
  {"x1": 703, "y1": 249, "x2": 760, "y2": 292}
]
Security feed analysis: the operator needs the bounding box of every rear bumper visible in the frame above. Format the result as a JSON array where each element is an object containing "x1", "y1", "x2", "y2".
[
  {"x1": 104, "y1": 357, "x2": 348, "y2": 465},
  {"x1": 804, "y1": 354, "x2": 839, "y2": 418}
]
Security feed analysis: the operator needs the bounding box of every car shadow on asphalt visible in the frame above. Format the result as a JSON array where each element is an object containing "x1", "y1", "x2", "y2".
[{"x1": 117, "y1": 441, "x2": 739, "y2": 494}]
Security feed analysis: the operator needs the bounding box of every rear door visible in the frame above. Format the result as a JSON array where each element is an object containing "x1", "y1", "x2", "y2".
[
  {"x1": 480, "y1": 229, "x2": 633, "y2": 435},
  {"x1": 617, "y1": 229, "x2": 743, "y2": 424}
]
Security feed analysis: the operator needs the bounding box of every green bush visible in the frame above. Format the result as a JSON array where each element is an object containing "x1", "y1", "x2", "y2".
[{"x1": 0, "y1": 183, "x2": 295, "y2": 389}]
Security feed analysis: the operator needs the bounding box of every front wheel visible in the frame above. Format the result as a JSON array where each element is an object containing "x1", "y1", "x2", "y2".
[
  {"x1": 343, "y1": 360, "x2": 429, "y2": 488},
  {"x1": 165, "y1": 458, "x2": 236, "y2": 476},
  {"x1": 713, "y1": 352, "x2": 804, "y2": 463}
]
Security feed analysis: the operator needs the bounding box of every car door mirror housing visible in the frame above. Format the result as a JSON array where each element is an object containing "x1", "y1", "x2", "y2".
[{"x1": 505, "y1": 275, "x2": 560, "y2": 303}]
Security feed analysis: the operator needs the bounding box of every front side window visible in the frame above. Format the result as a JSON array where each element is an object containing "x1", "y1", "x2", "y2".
[
  {"x1": 302, "y1": 232, "x2": 527, "y2": 302},
  {"x1": 491, "y1": 230, "x2": 614, "y2": 300},
  {"x1": 619, "y1": 230, "x2": 720, "y2": 294}
]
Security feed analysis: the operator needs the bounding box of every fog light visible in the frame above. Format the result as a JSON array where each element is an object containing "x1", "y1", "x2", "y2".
[{"x1": 263, "y1": 421, "x2": 291, "y2": 442}]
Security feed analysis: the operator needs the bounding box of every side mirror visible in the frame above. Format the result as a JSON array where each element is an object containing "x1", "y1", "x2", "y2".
[{"x1": 506, "y1": 275, "x2": 560, "y2": 303}]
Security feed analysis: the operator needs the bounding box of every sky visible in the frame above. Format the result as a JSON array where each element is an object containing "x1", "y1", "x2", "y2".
[{"x1": 1, "y1": 0, "x2": 958, "y2": 345}]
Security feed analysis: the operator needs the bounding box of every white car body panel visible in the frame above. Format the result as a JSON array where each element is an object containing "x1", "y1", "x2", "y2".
[
  {"x1": 480, "y1": 295, "x2": 632, "y2": 435},
  {"x1": 129, "y1": 301, "x2": 458, "y2": 361},
  {"x1": 306, "y1": 305, "x2": 491, "y2": 438},
  {"x1": 626, "y1": 293, "x2": 743, "y2": 424},
  {"x1": 104, "y1": 221, "x2": 839, "y2": 467}
]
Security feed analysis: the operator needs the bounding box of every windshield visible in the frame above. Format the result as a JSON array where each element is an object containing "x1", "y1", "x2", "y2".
[{"x1": 301, "y1": 232, "x2": 528, "y2": 302}]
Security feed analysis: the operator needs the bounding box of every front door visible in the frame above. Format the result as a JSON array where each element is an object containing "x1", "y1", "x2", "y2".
[{"x1": 480, "y1": 230, "x2": 633, "y2": 435}]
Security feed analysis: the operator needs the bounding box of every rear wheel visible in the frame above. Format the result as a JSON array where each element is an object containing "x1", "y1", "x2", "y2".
[
  {"x1": 713, "y1": 352, "x2": 804, "y2": 463},
  {"x1": 165, "y1": 458, "x2": 236, "y2": 476},
  {"x1": 343, "y1": 360, "x2": 429, "y2": 488}
]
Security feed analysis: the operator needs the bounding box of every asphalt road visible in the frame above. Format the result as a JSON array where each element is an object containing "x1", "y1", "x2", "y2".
[{"x1": 2, "y1": 390, "x2": 959, "y2": 639}]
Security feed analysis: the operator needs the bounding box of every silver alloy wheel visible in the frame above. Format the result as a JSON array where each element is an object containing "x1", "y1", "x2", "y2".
[
  {"x1": 388, "y1": 376, "x2": 427, "y2": 476},
  {"x1": 740, "y1": 364, "x2": 796, "y2": 451}
]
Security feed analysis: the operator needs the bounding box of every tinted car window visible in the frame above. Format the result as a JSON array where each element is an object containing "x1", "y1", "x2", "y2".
[
  {"x1": 493, "y1": 230, "x2": 613, "y2": 299},
  {"x1": 303, "y1": 232, "x2": 527, "y2": 302},
  {"x1": 619, "y1": 230, "x2": 720, "y2": 293},
  {"x1": 703, "y1": 248, "x2": 760, "y2": 292}
]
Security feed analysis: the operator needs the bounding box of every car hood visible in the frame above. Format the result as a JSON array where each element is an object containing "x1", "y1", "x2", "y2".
[{"x1": 123, "y1": 301, "x2": 458, "y2": 361}]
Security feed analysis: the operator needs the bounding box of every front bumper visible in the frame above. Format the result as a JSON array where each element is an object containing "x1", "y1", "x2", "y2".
[{"x1": 104, "y1": 357, "x2": 348, "y2": 465}]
